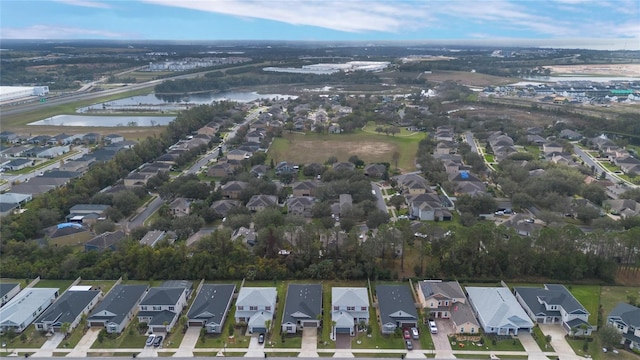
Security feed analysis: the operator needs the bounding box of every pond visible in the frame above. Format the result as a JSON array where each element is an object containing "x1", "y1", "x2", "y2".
[
  {"x1": 77, "y1": 91, "x2": 298, "y2": 113},
  {"x1": 28, "y1": 115, "x2": 175, "y2": 127}
]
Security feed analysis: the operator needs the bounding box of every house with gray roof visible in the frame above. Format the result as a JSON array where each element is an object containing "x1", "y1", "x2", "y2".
[
  {"x1": 416, "y1": 280, "x2": 479, "y2": 334},
  {"x1": 375, "y1": 285, "x2": 418, "y2": 334},
  {"x1": 331, "y1": 287, "x2": 370, "y2": 337},
  {"x1": 0, "y1": 288, "x2": 59, "y2": 333},
  {"x1": 187, "y1": 284, "x2": 236, "y2": 333},
  {"x1": 221, "y1": 181, "x2": 249, "y2": 199},
  {"x1": 287, "y1": 196, "x2": 315, "y2": 217},
  {"x1": 67, "y1": 204, "x2": 109, "y2": 223},
  {"x1": 281, "y1": 284, "x2": 322, "y2": 334},
  {"x1": 138, "y1": 287, "x2": 188, "y2": 333},
  {"x1": 0, "y1": 283, "x2": 20, "y2": 307},
  {"x1": 210, "y1": 199, "x2": 241, "y2": 217},
  {"x1": 235, "y1": 287, "x2": 277, "y2": 334},
  {"x1": 608, "y1": 303, "x2": 640, "y2": 350},
  {"x1": 85, "y1": 230, "x2": 126, "y2": 251},
  {"x1": 0, "y1": 193, "x2": 32, "y2": 217},
  {"x1": 3, "y1": 158, "x2": 31, "y2": 171},
  {"x1": 246, "y1": 194, "x2": 278, "y2": 212},
  {"x1": 514, "y1": 284, "x2": 592, "y2": 336},
  {"x1": 87, "y1": 284, "x2": 148, "y2": 334},
  {"x1": 466, "y1": 287, "x2": 533, "y2": 335},
  {"x1": 35, "y1": 288, "x2": 101, "y2": 333}
]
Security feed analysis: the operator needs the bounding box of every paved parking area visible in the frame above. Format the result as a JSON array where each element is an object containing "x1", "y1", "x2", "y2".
[
  {"x1": 299, "y1": 327, "x2": 319, "y2": 357},
  {"x1": 431, "y1": 319, "x2": 453, "y2": 352},
  {"x1": 336, "y1": 333, "x2": 351, "y2": 349}
]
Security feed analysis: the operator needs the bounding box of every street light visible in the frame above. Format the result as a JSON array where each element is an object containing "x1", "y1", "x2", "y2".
[{"x1": 223, "y1": 342, "x2": 226, "y2": 356}]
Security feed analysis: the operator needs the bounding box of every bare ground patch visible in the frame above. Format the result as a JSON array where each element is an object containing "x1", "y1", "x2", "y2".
[
  {"x1": 422, "y1": 70, "x2": 518, "y2": 87},
  {"x1": 544, "y1": 64, "x2": 640, "y2": 76},
  {"x1": 272, "y1": 137, "x2": 395, "y2": 164}
]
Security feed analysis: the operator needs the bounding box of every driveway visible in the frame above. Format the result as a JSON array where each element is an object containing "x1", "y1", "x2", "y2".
[
  {"x1": 432, "y1": 319, "x2": 455, "y2": 359},
  {"x1": 245, "y1": 332, "x2": 265, "y2": 358},
  {"x1": 66, "y1": 327, "x2": 100, "y2": 357},
  {"x1": 540, "y1": 324, "x2": 581, "y2": 360},
  {"x1": 335, "y1": 333, "x2": 351, "y2": 349},
  {"x1": 299, "y1": 327, "x2": 319, "y2": 357},
  {"x1": 173, "y1": 326, "x2": 200, "y2": 357},
  {"x1": 31, "y1": 332, "x2": 65, "y2": 357},
  {"x1": 517, "y1": 331, "x2": 549, "y2": 360}
]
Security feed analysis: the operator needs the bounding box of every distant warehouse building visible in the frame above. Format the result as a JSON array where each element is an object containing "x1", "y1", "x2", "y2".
[{"x1": 0, "y1": 86, "x2": 49, "y2": 102}]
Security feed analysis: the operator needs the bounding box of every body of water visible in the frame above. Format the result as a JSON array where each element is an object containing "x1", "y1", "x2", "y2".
[
  {"x1": 28, "y1": 115, "x2": 175, "y2": 127},
  {"x1": 77, "y1": 91, "x2": 297, "y2": 113}
]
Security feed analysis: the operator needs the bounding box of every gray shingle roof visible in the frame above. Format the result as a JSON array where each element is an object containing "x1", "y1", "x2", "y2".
[
  {"x1": 282, "y1": 284, "x2": 322, "y2": 325},
  {"x1": 140, "y1": 287, "x2": 185, "y2": 306},
  {"x1": 376, "y1": 285, "x2": 418, "y2": 325},
  {"x1": 187, "y1": 284, "x2": 235, "y2": 324},
  {"x1": 36, "y1": 290, "x2": 100, "y2": 325},
  {"x1": 88, "y1": 284, "x2": 148, "y2": 324},
  {"x1": 609, "y1": 302, "x2": 640, "y2": 327},
  {"x1": 419, "y1": 280, "x2": 465, "y2": 301},
  {"x1": 0, "y1": 283, "x2": 20, "y2": 300}
]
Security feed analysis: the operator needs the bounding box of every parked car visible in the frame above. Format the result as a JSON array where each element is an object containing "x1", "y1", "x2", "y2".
[
  {"x1": 403, "y1": 329, "x2": 411, "y2": 339},
  {"x1": 405, "y1": 339, "x2": 413, "y2": 350},
  {"x1": 429, "y1": 320, "x2": 438, "y2": 334},
  {"x1": 153, "y1": 335, "x2": 163, "y2": 347},
  {"x1": 145, "y1": 334, "x2": 155, "y2": 346},
  {"x1": 411, "y1": 327, "x2": 419, "y2": 340},
  {"x1": 258, "y1": 333, "x2": 265, "y2": 344}
]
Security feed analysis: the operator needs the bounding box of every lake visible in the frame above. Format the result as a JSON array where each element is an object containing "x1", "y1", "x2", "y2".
[
  {"x1": 28, "y1": 115, "x2": 175, "y2": 127},
  {"x1": 77, "y1": 91, "x2": 298, "y2": 113}
]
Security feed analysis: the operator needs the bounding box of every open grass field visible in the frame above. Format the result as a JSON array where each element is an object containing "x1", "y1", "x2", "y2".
[
  {"x1": 568, "y1": 285, "x2": 601, "y2": 326},
  {"x1": 268, "y1": 129, "x2": 423, "y2": 172},
  {"x1": 600, "y1": 286, "x2": 640, "y2": 315},
  {"x1": 34, "y1": 279, "x2": 75, "y2": 292}
]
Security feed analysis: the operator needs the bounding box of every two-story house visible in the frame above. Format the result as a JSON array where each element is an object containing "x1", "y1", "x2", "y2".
[
  {"x1": 138, "y1": 287, "x2": 188, "y2": 333},
  {"x1": 287, "y1": 196, "x2": 315, "y2": 217},
  {"x1": 235, "y1": 287, "x2": 277, "y2": 334},
  {"x1": 221, "y1": 181, "x2": 249, "y2": 200},
  {"x1": 608, "y1": 302, "x2": 640, "y2": 350},
  {"x1": 515, "y1": 284, "x2": 592, "y2": 336},
  {"x1": 331, "y1": 287, "x2": 370, "y2": 337},
  {"x1": 246, "y1": 195, "x2": 278, "y2": 212},
  {"x1": 416, "y1": 280, "x2": 479, "y2": 334}
]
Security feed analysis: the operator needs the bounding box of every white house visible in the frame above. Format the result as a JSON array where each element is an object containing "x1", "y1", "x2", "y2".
[
  {"x1": 331, "y1": 287, "x2": 370, "y2": 337},
  {"x1": 0, "y1": 288, "x2": 59, "y2": 333},
  {"x1": 608, "y1": 303, "x2": 640, "y2": 350},
  {"x1": 466, "y1": 287, "x2": 533, "y2": 335},
  {"x1": 235, "y1": 287, "x2": 277, "y2": 334},
  {"x1": 0, "y1": 283, "x2": 21, "y2": 307}
]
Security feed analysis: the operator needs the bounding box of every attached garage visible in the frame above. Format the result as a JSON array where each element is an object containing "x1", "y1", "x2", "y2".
[
  {"x1": 189, "y1": 321, "x2": 204, "y2": 327},
  {"x1": 335, "y1": 327, "x2": 351, "y2": 334},
  {"x1": 89, "y1": 321, "x2": 105, "y2": 327},
  {"x1": 302, "y1": 321, "x2": 319, "y2": 328},
  {"x1": 252, "y1": 327, "x2": 267, "y2": 333}
]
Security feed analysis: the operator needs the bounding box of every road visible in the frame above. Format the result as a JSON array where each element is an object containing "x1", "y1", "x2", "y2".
[
  {"x1": 573, "y1": 144, "x2": 636, "y2": 188},
  {"x1": 127, "y1": 195, "x2": 164, "y2": 230},
  {"x1": 371, "y1": 183, "x2": 388, "y2": 214},
  {"x1": 465, "y1": 132, "x2": 479, "y2": 154}
]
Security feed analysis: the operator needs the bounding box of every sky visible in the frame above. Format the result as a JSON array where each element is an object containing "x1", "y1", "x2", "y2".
[{"x1": 1, "y1": 0, "x2": 639, "y2": 49}]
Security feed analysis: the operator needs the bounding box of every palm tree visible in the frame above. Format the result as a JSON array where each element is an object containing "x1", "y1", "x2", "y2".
[{"x1": 60, "y1": 322, "x2": 71, "y2": 337}]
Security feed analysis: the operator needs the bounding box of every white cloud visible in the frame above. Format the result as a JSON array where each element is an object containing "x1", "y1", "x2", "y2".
[
  {"x1": 1, "y1": 25, "x2": 135, "y2": 39},
  {"x1": 54, "y1": 0, "x2": 111, "y2": 8}
]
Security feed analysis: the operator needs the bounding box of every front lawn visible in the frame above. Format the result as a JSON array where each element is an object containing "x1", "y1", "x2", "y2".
[
  {"x1": 351, "y1": 307, "x2": 404, "y2": 349},
  {"x1": 0, "y1": 325, "x2": 48, "y2": 349},
  {"x1": 449, "y1": 334, "x2": 524, "y2": 352}
]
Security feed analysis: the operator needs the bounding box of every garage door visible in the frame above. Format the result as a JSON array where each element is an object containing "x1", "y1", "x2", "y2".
[
  {"x1": 89, "y1": 322, "x2": 104, "y2": 327},
  {"x1": 335, "y1": 327, "x2": 351, "y2": 334},
  {"x1": 189, "y1": 321, "x2": 203, "y2": 327},
  {"x1": 302, "y1": 321, "x2": 318, "y2": 327},
  {"x1": 253, "y1": 327, "x2": 266, "y2": 333}
]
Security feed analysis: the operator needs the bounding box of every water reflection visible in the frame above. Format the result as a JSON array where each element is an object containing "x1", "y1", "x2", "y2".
[{"x1": 28, "y1": 115, "x2": 175, "y2": 127}]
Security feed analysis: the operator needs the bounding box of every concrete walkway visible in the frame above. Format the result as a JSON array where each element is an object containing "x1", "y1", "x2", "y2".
[
  {"x1": 65, "y1": 327, "x2": 100, "y2": 357},
  {"x1": 299, "y1": 328, "x2": 318, "y2": 357},
  {"x1": 244, "y1": 333, "x2": 264, "y2": 358}
]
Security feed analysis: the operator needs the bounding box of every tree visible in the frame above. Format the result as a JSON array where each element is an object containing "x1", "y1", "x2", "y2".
[
  {"x1": 598, "y1": 324, "x2": 622, "y2": 349},
  {"x1": 265, "y1": 319, "x2": 272, "y2": 335},
  {"x1": 392, "y1": 151, "x2": 400, "y2": 170},
  {"x1": 388, "y1": 195, "x2": 405, "y2": 211},
  {"x1": 60, "y1": 322, "x2": 71, "y2": 336},
  {"x1": 366, "y1": 210, "x2": 389, "y2": 229}
]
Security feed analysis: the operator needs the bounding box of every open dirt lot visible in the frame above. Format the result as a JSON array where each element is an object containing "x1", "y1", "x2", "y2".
[
  {"x1": 545, "y1": 64, "x2": 640, "y2": 76},
  {"x1": 422, "y1": 70, "x2": 518, "y2": 87}
]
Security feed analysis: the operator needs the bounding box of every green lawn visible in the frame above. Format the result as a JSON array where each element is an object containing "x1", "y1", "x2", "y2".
[
  {"x1": 34, "y1": 279, "x2": 75, "y2": 292},
  {"x1": 566, "y1": 336, "x2": 639, "y2": 360},
  {"x1": 484, "y1": 154, "x2": 495, "y2": 163},
  {"x1": 58, "y1": 326, "x2": 86, "y2": 349},
  {"x1": 351, "y1": 310, "x2": 404, "y2": 350},
  {"x1": 532, "y1": 325, "x2": 553, "y2": 352},
  {"x1": 450, "y1": 334, "x2": 524, "y2": 352},
  {"x1": 91, "y1": 329, "x2": 147, "y2": 349},
  {"x1": 600, "y1": 286, "x2": 640, "y2": 315},
  {"x1": 568, "y1": 285, "x2": 601, "y2": 326},
  {"x1": 0, "y1": 325, "x2": 48, "y2": 349},
  {"x1": 268, "y1": 129, "x2": 423, "y2": 172}
]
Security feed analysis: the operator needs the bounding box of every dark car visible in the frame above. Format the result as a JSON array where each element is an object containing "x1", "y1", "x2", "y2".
[
  {"x1": 258, "y1": 333, "x2": 265, "y2": 344},
  {"x1": 405, "y1": 340, "x2": 413, "y2": 350},
  {"x1": 153, "y1": 335, "x2": 163, "y2": 347}
]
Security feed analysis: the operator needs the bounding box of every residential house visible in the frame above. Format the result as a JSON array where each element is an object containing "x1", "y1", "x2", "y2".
[
  {"x1": 281, "y1": 284, "x2": 322, "y2": 334},
  {"x1": 227, "y1": 149, "x2": 251, "y2": 161},
  {"x1": 395, "y1": 173, "x2": 430, "y2": 195},
  {"x1": 331, "y1": 287, "x2": 370, "y2": 337},
  {"x1": 207, "y1": 163, "x2": 236, "y2": 177},
  {"x1": 543, "y1": 141, "x2": 565, "y2": 154},
  {"x1": 28, "y1": 135, "x2": 50, "y2": 145},
  {"x1": 140, "y1": 230, "x2": 167, "y2": 247},
  {"x1": 364, "y1": 163, "x2": 387, "y2": 178},
  {"x1": 232, "y1": 227, "x2": 257, "y2": 246},
  {"x1": 235, "y1": 287, "x2": 277, "y2": 334},
  {"x1": 604, "y1": 199, "x2": 640, "y2": 218},
  {"x1": 67, "y1": 204, "x2": 109, "y2": 224},
  {"x1": 60, "y1": 158, "x2": 94, "y2": 173},
  {"x1": 332, "y1": 162, "x2": 355, "y2": 172},
  {"x1": 0, "y1": 283, "x2": 21, "y2": 307},
  {"x1": 0, "y1": 288, "x2": 59, "y2": 333},
  {"x1": 84, "y1": 230, "x2": 126, "y2": 252},
  {"x1": 608, "y1": 303, "x2": 640, "y2": 350},
  {"x1": 275, "y1": 161, "x2": 297, "y2": 176},
  {"x1": 0, "y1": 146, "x2": 32, "y2": 158},
  {"x1": 104, "y1": 134, "x2": 125, "y2": 144},
  {"x1": 187, "y1": 284, "x2": 236, "y2": 333},
  {"x1": 287, "y1": 196, "x2": 315, "y2": 217},
  {"x1": 82, "y1": 133, "x2": 101, "y2": 144},
  {"x1": 124, "y1": 173, "x2": 151, "y2": 188},
  {"x1": 292, "y1": 180, "x2": 317, "y2": 197},
  {"x1": 197, "y1": 122, "x2": 219, "y2": 137},
  {"x1": 435, "y1": 126, "x2": 454, "y2": 142},
  {"x1": 526, "y1": 135, "x2": 547, "y2": 145},
  {"x1": 466, "y1": 287, "x2": 533, "y2": 335},
  {"x1": 3, "y1": 158, "x2": 31, "y2": 171},
  {"x1": 87, "y1": 284, "x2": 148, "y2": 334},
  {"x1": 514, "y1": 284, "x2": 592, "y2": 336},
  {"x1": 210, "y1": 199, "x2": 241, "y2": 217},
  {"x1": 138, "y1": 287, "x2": 189, "y2": 333},
  {"x1": 246, "y1": 194, "x2": 277, "y2": 212},
  {"x1": 250, "y1": 164, "x2": 268, "y2": 178},
  {"x1": 416, "y1": 280, "x2": 466, "y2": 319},
  {"x1": 168, "y1": 197, "x2": 192, "y2": 217},
  {"x1": 246, "y1": 130, "x2": 264, "y2": 143},
  {"x1": 560, "y1": 129, "x2": 583, "y2": 140},
  {"x1": 375, "y1": 285, "x2": 418, "y2": 334},
  {"x1": 221, "y1": 181, "x2": 249, "y2": 199},
  {"x1": 0, "y1": 131, "x2": 19, "y2": 144},
  {"x1": 406, "y1": 192, "x2": 451, "y2": 221},
  {"x1": 34, "y1": 288, "x2": 101, "y2": 333}
]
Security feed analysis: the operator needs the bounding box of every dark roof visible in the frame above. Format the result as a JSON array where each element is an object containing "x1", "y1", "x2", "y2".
[
  {"x1": 69, "y1": 204, "x2": 110, "y2": 213},
  {"x1": 141, "y1": 287, "x2": 185, "y2": 306},
  {"x1": 376, "y1": 285, "x2": 418, "y2": 325},
  {"x1": 85, "y1": 230, "x2": 126, "y2": 250},
  {"x1": 282, "y1": 284, "x2": 322, "y2": 325},
  {"x1": 515, "y1": 284, "x2": 587, "y2": 317},
  {"x1": 40, "y1": 170, "x2": 81, "y2": 179},
  {"x1": 88, "y1": 284, "x2": 148, "y2": 324},
  {"x1": 609, "y1": 302, "x2": 640, "y2": 327},
  {"x1": 0, "y1": 283, "x2": 20, "y2": 299},
  {"x1": 36, "y1": 290, "x2": 101, "y2": 325},
  {"x1": 419, "y1": 281, "x2": 465, "y2": 300},
  {"x1": 6, "y1": 158, "x2": 31, "y2": 166},
  {"x1": 187, "y1": 284, "x2": 236, "y2": 323}
]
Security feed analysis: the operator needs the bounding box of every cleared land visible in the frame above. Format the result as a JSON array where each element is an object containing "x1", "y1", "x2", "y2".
[
  {"x1": 544, "y1": 64, "x2": 640, "y2": 76},
  {"x1": 268, "y1": 130, "x2": 423, "y2": 172},
  {"x1": 422, "y1": 70, "x2": 518, "y2": 87}
]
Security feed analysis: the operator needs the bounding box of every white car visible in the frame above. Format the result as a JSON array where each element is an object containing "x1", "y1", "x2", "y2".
[{"x1": 429, "y1": 321, "x2": 438, "y2": 334}]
